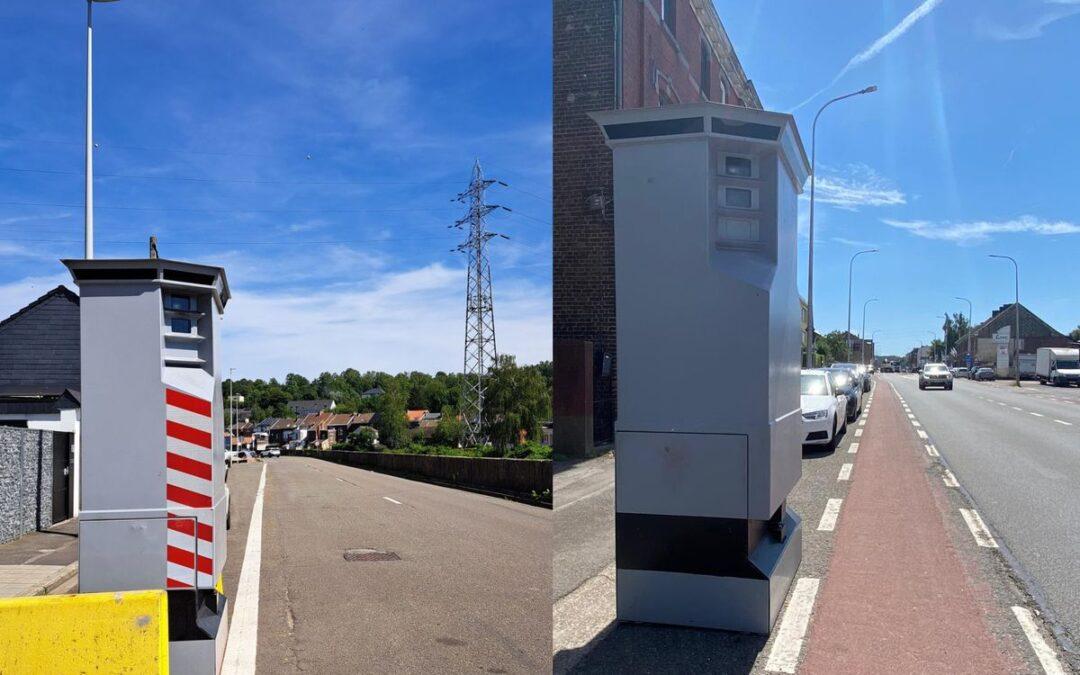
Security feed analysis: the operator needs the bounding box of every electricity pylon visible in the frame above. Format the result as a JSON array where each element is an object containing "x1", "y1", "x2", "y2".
[{"x1": 453, "y1": 160, "x2": 509, "y2": 446}]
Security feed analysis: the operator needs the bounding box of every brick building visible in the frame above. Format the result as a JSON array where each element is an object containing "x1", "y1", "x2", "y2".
[{"x1": 553, "y1": 0, "x2": 760, "y2": 453}]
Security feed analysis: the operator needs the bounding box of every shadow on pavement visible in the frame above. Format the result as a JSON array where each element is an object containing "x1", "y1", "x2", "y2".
[{"x1": 561, "y1": 621, "x2": 766, "y2": 674}]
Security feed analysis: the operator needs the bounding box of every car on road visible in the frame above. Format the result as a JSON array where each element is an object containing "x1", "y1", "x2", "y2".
[
  {"x1": 801, "y1": 369, "x2": 846, "y2": 450},
  {"x1": 952, "y1": 367, "x2": 969, "y2": 378},
  {"x1": 825, "y1": 366, "x2": 863, "y2": 422},
  {"x1": 832, "y1": 362, "x2": 872, "y2": 393},
  {"x1": 919, "y1": 362, "x2": 953, "y2": 390},
  {"x1": 265, "y1": 447, "x2": 281, "y2": 458},
  {"x1": 973, "y1": 367, "x2": 996, "y2": 381}
]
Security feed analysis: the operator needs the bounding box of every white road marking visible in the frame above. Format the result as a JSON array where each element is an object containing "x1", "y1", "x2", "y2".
[
  {"x1": 907, "y1": 413, "x2": 915, "y2": 419},
  {"x1": 1012, "y1": 606, "x2": 1068, "y2": 675},
  {"x1": 848, "y1": 442, "x2": 859, "y2": 454},
  {"x1": 1011, "y1": 406, "x2": 1023, "y2": 411},
  {"x1": 998, "y1": 402, "x2": 1007, "y2": 406},
  {"x1": 764, "y1": 578, "x2": 821, "y2": 674},
  {"x1": 942, "y1": 468, "x2": 959, "y2": 488},
  {"x1": 854, "y1": 428, "x2": 863, "y2": 437},
  {"x1": 838, "y1": 463, "x2": 853, "y2": 481},
  {"x1": 926, "y1": 444, "x2": 940, "y2": 457},
  {"x1": 223, "y1": 464, "x2": 268, "y2": 675},
  {"x1": 912, "y1": 420, "x2": 922, "y2": 428},
  {"x1": 336, "y1": 477, "x2": 346, "y2": 482},
  {"x1": 383, "y1": 496, "x2": 402, "y2": 505},
  {"x1": 1054, "y1": 419, "x2": 1072, "y2": 426},
  {"x1": 555, "y1": 482, "x2": 615, "y2": 511},
  {"x1": 817, "y1": 498, "x2": 843, "y2": 531},
  {"x1": 1030, "y1": 412, "x2": 1045, "y2": 418},
  {"x1": 858, "y1": 419, "x2": 866, "y2": 426},
  {"x1": 959, "y1": 509, "x2": 998, "y2": 548},
  {"x1": 917, "y1": 429, "x2": 928, "y2": 439}
]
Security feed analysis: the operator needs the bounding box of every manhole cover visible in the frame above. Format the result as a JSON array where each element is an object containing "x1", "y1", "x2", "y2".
[{"x1": 343, "y1": 548, "x2": 400, "y2": 562}]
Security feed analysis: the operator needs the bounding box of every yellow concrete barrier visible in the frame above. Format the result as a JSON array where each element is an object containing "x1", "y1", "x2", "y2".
[{"x1": 0, "y1": 589, "x2": 169, "y2": 674}]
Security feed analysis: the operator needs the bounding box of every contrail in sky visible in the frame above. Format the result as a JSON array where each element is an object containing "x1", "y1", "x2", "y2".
[{"x1": 791, "y1": 0, "x2": 945, "y2": 111}]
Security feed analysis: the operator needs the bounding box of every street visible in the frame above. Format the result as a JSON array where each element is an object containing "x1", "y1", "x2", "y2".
[
  {"x1": 554, "y1": 377, "x2": 1073, "y2": 674},
  {"x1": 886, "y1": 373, "x2": 1080, "y2": 655},
  {"x1": 223, "y1": 457, "x2": 551, "y2": 674}
]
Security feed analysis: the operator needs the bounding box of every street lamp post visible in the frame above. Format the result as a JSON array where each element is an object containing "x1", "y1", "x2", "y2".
[
  {"x1": 955, "y1": 296, "x2": 973, "y2": 369},
  {"x1": 85, "y1": 0, "x2": 121, "y2": 260},
  {"x1": 989, "y1": 255, "x2": 1020, "y2": 386},
  {"x1": 870, "y1": 329, "x2": 883, "y2": 366},
  {"x1": 846, "y1": 248, "x2": 878, "y2": 361},
  {"x1": 860, "y1": 297, "x2": 878, "y2": 365},
  {"x1": 804, "y1": 85, "x2": 879, "y2": 367}
]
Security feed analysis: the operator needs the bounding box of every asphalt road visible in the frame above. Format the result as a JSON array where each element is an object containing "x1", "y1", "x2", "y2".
[
  {"x1": 224, "y1": 456, "x2": 551, "y2": 674},
  {"x1": 887, "y1": 373, "x2": 1080, "y2": 657}
]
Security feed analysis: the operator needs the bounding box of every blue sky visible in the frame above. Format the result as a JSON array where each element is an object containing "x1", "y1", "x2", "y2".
[
  {"x1": 3, "y1": 2, "x2": 1078, "y2": 372},
  {"x1": 0, "y1": 1, "x2": 551, "y2": 380},
  {"x1": 718, "y1": 0, "x2": 1080, "y2": 356}
]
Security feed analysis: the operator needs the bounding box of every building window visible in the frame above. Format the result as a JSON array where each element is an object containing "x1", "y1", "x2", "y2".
[
  {"x1": 164, "y1": 294, "x2": 193, "y2": 311},
  {"x1": 661, "y1": 0, "x2": 676, "y2": 35},
  {"x1": 170, "y1": 317, "x2": 193, "y2": 334},
  {"x1": 700, "y1": 39, "x2": 711, "y2": 99},
  {"x1": 725, "y1": 187, "x2": 754, "y2": 209},
  {"x1": 724, "y1": 155, "x2": 753, "y2": 178}
]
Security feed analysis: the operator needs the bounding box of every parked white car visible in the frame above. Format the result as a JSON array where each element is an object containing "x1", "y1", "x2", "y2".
[{"x1": 801, "y1": 369, "x2": 846, "y2": 450}]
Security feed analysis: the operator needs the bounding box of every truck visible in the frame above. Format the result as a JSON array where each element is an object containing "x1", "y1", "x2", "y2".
[{"x1": 1035, "y1": 347, "x2": 1080, "y2": 386}]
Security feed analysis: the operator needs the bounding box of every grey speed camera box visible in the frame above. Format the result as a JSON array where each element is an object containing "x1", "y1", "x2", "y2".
[
  {"x1": 63, "y1": 257, "x2": 231, "y2": 674},
  {"x1": 591, "y1": 103, "x2": 810, "y2": 634}
]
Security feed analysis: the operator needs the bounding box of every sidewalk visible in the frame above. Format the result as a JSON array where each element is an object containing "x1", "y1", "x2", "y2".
[
  {"x1": 0, "y1": 519, "x2": 79, "y2": 597},
  {"x1": 798, "y1": 380, "x2": 1021, "y2": 673}
]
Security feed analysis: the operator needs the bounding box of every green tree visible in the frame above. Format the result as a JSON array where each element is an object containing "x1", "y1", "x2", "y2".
[
  {"x1": 1070, "y1": 325, "x2": 1080, "y2": 342},
  {"x1": 350, "y1": 426, "x2": 378, "y2": 451},
  {"x1": 814, "y1": 331, "x2": 849, "y2": 366},
  {"x1": 373, "y1": 385, "x2": 408, "y2": 449},
  {"x1": 431, "y1": 408, "x2": 464, "y2": 447},
  {"x1": 483, "y1": 355, "x2": 551, "y2": 452}
]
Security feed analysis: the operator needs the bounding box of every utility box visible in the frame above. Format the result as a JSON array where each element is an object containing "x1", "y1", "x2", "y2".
[
  {"x1": 591, "y1": 103, "x2": 809, "y2": 634},
  {"x1": 63, "y1": 257, "x2": 231, "y2": 673}
]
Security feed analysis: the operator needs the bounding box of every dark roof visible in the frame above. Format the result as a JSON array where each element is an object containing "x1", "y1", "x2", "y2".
[
  {"x1": 965, "y1": 303, "x2": 1065, "y2": 341},
  {"x1": 0, "y1": 286, "x2": 81, "y2": 393},
  {"x1": 362, "y1": 387, "x2": 385, "y2": 396},
  {"x1": 287, "y1": 399, "x2": 333, "y2": 416}
]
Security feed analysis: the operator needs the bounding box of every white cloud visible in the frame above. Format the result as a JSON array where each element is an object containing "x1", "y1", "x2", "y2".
[
  {"x1": 977, "y1": 3, "x2": 1080, "y2": 40},
  {"x1": 0, "y1": 272, "x2": 72, "y2": 320},
  {"x1": 883, "y1": 215, "x2": 1080, "y2": 242},
  {"x1": 220, "y1": 262, "x2": 550, "y2": 379},
  {"x1": 809, "y1": 165, "x2": 907, "y2": 211},
  {"x1": 792, "y1": 0, "x2": 944, "y2": 111}
]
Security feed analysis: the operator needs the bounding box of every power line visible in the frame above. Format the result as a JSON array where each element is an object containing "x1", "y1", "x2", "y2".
[{"x1": 0, "y1": 199, "x2": 458, "y2": 215}]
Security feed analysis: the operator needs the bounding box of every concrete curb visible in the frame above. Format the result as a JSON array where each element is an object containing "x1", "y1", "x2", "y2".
[
  {"x1": 21, "y1": 562, "x2": 78, "y2": 597},
  {"x1": 553, "y1": 564, "x2": 617, "y2": 675}
]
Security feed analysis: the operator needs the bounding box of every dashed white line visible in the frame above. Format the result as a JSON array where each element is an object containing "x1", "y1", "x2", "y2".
[
  {"x1": 959, "y1": 509, "x2": 999, "y2": 548},
  {"x1": 848, "y1": 442, "x2": 859, "y2": 454},
  {"x1": 854, "y1": 428, "x2": 863, "y2": 437},
  {"x1": 764, "y1": 577, "x2": 821, "y2": 674},
  {"x1": 383, "y1": 496, "x2": 403, "y2": 505},
  {"x1": 817, "y1": 498, "x2": 843, "y2": 532},
  {"x1": 1030, "y1": 412, "x2": 1045, "y2": 418},
  {"x1": 925, "y1": 444, "x2": 940, "y2": 458},
  {"x1": 912, "y1": 420, "x2": 922, "y2": 428},
  {"x1": 907, "y1": 413, "x2": 915, "y2": 419},
  {"x1": 1011, "y1": 406, "x2": 1023, "y2": 411},
  {"x1": 1054, "y1": 419, "x2": 1073, "y2": 426},
  {"x1": 838, "y1": 463, "x2": 853, "y2": 481},
  {"x1": 223, "y1": 464, "x2": 267, "y2": 674},
  {"x1": 942, "y1": 468, "x2": 959, "y2": 488},
  {"x1": 858, "y1": 419, "x2": 867, "y2": 426},
  {"x1": 917, "y1": 429, "x2": 928, "y2": 439},
  {"x1": 1012, "y1": 606, "x2": 1068, "y2": 675}
]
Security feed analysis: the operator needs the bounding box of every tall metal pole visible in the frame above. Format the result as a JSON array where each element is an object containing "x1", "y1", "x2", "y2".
[
  {"x1": 455, "y1": 160, "x2": 508, "y2": 446},
  {"x1": 85, "y1": 0, "x2": 94, "y2": 259},
  {"x1": 229, "y1": 367, "x2": 235, "y2": 449},
  {"x1": 990, "y1": 255, "x2": 1020, "y2": 386},
  {"x1": 860, "y1": 297, "x2": 878, "y2": 365},
  {"x1": 955, "y1": 296, "x2": 972, "y2": 368},
  {"x1": 805, "y1": 85, "x2": 878, "y2": 368},
  {"x1": 846, "y1": 248, "x2": 878, "y2": 361}
]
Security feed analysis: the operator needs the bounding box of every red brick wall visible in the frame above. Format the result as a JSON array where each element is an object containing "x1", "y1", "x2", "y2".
[{"x1": 553, "y1": 0, "x2": 755, "y2": 446}]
